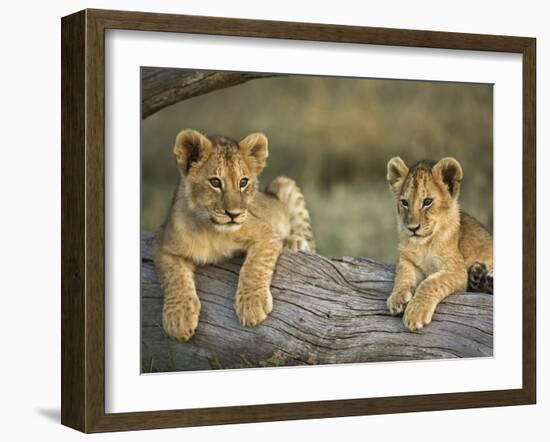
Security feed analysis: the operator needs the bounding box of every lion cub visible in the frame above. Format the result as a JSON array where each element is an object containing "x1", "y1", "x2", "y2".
[
  {"x1": 386, "y1": 157, "x2": 493, "y2": 331},
  {"x1": 153, "y1": 129, "x2": 314, "y2": 341}
]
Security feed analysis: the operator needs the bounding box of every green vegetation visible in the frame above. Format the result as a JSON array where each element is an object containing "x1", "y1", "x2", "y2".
[{"x1": 142, "y1": 74, "x2": 492, "y2": 262}]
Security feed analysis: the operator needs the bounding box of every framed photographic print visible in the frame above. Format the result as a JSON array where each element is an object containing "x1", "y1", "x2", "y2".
[{"x1": 61, "y1": 9, "x2": 536, "y2": 433}]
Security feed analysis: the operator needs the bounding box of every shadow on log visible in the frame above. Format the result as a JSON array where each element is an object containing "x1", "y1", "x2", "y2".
[
  {"x1": 142, "y1": 68, "x2": 280, "y2": 118},
  {"x1": 141, "y1": 233, "x2": 493, "y2": 373}
]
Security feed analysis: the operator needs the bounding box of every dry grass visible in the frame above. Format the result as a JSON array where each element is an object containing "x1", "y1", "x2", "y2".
[{"x1": 142, "y1": 72, "x2": 492, "y2": 261}]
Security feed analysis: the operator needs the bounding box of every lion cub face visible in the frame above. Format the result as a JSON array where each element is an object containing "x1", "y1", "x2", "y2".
[
  {"x1": 173, "y1": 129, "x2": 269, "y2": 232},
  {"x1": 386, "y1": 157, "x2": 463, "y2": 242}
]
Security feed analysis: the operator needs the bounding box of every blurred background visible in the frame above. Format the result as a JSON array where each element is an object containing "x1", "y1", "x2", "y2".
[{"x1": 142, "y1": 72, "x2": 493, "y2": 262}]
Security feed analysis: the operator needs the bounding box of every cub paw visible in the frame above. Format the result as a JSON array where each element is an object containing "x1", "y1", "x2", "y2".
[
  {"x1": 285, "y1": 234, "x2": 311, "y2": 252},
  {"x1": 235, "y1": 288, "x2": 273, "y2": 327},
  {"x1": 468, "y1": 262, "x2": 487, "y2": 292},
  {"x1": 403, "y1": 298, "x2": 436, "y2": 331},
  {"x1": 162, "y1": 296, "x2": 201, "y2": 342},
  {"x1": 485, "y1": 270, "x2": 493, "y2": 293},
  {"x1": 387, "y1": 289, "x2": 413, "y2": 315}
]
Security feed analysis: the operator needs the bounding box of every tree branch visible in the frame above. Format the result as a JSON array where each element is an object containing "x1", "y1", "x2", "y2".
[{"x1": 141, "y1": 68, "x2": 280, "y2": 118}]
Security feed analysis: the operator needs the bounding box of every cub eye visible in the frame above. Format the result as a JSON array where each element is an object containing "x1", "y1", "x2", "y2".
[
  {"x1": 423, "y1": 198, "x2": 433, "y2": 207},
  {"x1": 239, "y1": 178, "x2": 249, "y2": 189},
  {"x1": 400, "y1": 199, "x2": 409, "y2": 208},
  {"x1": 209, "y1": 178, "x2": 222, "y2": 189}
]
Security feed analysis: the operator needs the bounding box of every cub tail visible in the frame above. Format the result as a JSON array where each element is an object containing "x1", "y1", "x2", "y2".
[
  {"x1": 267, "y1": 176, "x2": 315, "y2": 252},
  {"x1": 468, "y1": 262, "x2": 493, "y2": 294}
]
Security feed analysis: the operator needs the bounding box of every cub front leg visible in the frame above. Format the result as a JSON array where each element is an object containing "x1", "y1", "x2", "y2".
[
  {"x1": 403, "y1": 266, "x2": 467, "y2": 331},
  {"x1": 235, "y1": 239, "x2": 283, "y2": 327},
  {"x1": 154, "y1": 251, "x2": 200, "y2": 341},
  {"x1": 387, "y1": 257, "x2": 421, "y2": 315}
]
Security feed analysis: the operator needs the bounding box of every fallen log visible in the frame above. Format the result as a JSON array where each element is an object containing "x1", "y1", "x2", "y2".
[{"x1": 141, "y1": 233, "x2": 493, "y2": 373}]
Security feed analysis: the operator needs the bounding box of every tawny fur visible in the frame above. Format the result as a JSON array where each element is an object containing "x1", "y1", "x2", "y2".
[
  {"x1": 153, "y1": 129, "x2": 314, "y2": 341},
  {"x1": 386, "y1": 157, "x2": 493, "y2": 331},
  {"x1": 267, "y1": 176, "x2": 315, "y2": 252}
]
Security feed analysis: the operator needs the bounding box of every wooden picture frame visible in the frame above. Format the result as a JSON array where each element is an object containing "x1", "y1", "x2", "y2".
[{"x1": 61, "y1": 8, "x2": 536, "y2": 433}]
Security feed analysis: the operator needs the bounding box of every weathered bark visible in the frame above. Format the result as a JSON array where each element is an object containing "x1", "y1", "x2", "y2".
[
  {"x1": 141, "y1": 68, "x2": 279, "y2": 118},
  {"x1": 141, "y1": 233, "x2": 493, "y2": 373}
]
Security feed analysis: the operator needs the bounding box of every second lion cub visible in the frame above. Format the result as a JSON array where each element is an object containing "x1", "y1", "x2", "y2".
[{"x1": 386, "y1": 157, "x2": 493, "y2": 331}]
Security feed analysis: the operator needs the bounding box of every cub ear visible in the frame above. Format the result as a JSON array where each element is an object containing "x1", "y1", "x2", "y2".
[
  {"x1": 239, "y1": 133, "x2": 269, "y2": 174},
  {"x1": 386, "y1": 157, "x2": 409, "y2": 194},
  {"x1": 433, "y1": 157, "x2": 463, "y2": 198},
  {"x1": 173, "y1": 129, "x2": 211, "y2": 175}
]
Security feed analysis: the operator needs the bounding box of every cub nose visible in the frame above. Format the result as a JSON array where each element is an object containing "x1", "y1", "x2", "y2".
[
  {"x1": 225, "y1": 210, "x2": 242, "y2": 220},
  {"x1": 408, "y1": 224, "x2": 420, "y2": 233}
]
